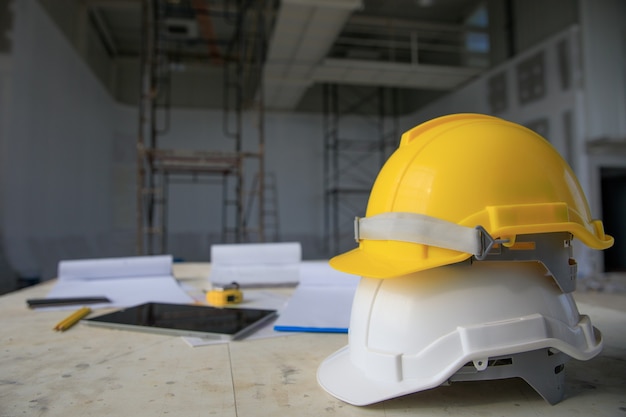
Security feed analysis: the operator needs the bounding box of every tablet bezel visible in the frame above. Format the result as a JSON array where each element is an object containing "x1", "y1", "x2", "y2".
[{"x1": 83, "y1": 302, "x2": 277, "y2": 340}]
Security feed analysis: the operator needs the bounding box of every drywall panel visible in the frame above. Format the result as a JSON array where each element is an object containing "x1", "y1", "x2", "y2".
[
  {"x1": 127, "y1": 105, "x2": 329, "y2": 259},
  {"x1": 404, "y1": 27, "x2": 582, "y2": 160},
  {"x1": 401, "y1": 26, "x2": 611, "y2": 277},
  {"x1": 3, "y1": 0, "x2": 117, "y2": 279},
  {"x1": 512, "y1": 0, "x2": 579, "y2": 54},
  {"x1": 580, "y1": 0, "x2": 626, "y2": 139}
]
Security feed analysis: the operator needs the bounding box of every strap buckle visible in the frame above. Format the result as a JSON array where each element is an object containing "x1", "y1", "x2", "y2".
[
  {"x1": 475, "y1": 225, "x2": 509, "y2": 260},
  {"x1": 354, "y1": 217, "x2": 361, "y2": 242}
]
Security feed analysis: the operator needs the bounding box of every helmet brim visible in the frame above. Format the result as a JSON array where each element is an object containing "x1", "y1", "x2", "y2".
[
  {"x1": 317, "y1": 346, "x2": 429, "y2": 406},
  {"x1": 330, "y1": 244, "x2": 471, "y2": 279}
]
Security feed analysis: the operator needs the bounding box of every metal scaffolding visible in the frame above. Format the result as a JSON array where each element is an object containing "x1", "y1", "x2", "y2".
[
  {"x1": 136, "y1": 0, "x2": 271, "y2": 256},
  {"x1": 323, "y1": 84, "x2": 398, "y2": 257}
]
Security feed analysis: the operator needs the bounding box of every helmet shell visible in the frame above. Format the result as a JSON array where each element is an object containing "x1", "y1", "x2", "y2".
[
  {"x1": 317, "y1": 262, "x2": 603, "y2": 406},
  {"x1": 331, "y1": 113, "x2": 613, "y2": 278}
]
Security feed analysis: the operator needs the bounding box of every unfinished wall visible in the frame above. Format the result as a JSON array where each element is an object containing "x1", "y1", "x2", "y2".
[
  {"x1": 2, "y1": 0, "x2": 117, "y2": 281},
  {"x1": 2, "y1": 0, "x2": 623, "y2": 286},
  {"x1": 0, "y1": 0, "x2": 339, "y2": 282},
  {"x1": 113, "y1": 105, "x2": 331, "y2": 262},
  {"x1": 403, "y1": 2, "x2": 626, "y2": 278}
]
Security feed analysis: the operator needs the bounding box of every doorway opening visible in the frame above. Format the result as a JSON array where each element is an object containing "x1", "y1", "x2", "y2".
[{"x1": 600, "y1": 167, "x2": 626, "y2": 272}]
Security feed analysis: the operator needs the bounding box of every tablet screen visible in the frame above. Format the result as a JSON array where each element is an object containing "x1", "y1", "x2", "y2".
[{"x1": 84, "y1": 302, "x2": 277, "y2": 340}]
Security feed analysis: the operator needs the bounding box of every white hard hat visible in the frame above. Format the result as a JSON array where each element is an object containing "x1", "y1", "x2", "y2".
[{"x1": 317, "y1": 261, "x2": 602, "y2": 406}]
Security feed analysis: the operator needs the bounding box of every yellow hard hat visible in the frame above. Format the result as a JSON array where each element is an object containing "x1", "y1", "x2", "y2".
[{"x1": 330, "y1": 113, "x2": 613, "y2": 278}]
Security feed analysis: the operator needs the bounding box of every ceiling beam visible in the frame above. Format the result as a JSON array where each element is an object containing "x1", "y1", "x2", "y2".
[{"x1": 263, "y1": 0, "x2": 362, "y2": 110}]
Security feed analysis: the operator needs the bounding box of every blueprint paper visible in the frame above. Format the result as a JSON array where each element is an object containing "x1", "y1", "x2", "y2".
[
  {"x1": 57, "y1": 255, "x2": 173, "y2": 280},
  {"x1": 210, "y1": 242, "x2": 302, "y2": 287},
  {"x1": 273, "y1": 261, "x2": 360, "y2": 333},
  {"x1": 44, "y1": 255, "x2": 194, "y2": 310}
]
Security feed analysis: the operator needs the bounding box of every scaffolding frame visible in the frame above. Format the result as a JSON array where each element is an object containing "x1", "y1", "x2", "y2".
[
  {"x1": 137, "y1": 0, "x2": 271, "y2": 256},
  {"x1": 323, "y1": 84, "x2": 398, "y2": 257}
]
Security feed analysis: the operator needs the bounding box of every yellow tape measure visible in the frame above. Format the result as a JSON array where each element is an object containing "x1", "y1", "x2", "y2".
[{"x1": 206, "y1": 282, "x2": 243, "y2": 306}]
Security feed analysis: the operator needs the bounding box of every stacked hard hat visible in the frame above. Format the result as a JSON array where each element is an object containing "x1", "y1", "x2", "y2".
[{"x1": 317, "y1": 113, "x2": 613, "y2": 406}]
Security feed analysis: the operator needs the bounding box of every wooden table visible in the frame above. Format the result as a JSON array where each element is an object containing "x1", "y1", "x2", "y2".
[{"x1": 1, "y1": 263, "x2": 624, "y2": 416}]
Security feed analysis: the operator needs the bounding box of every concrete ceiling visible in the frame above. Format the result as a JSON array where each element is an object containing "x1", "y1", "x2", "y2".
[{"x1": 82, "y1": 0, "x2": 489, "y2": 113}]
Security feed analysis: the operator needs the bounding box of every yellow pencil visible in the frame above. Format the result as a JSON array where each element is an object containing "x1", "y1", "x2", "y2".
[{"x1": 53, "y1": 307, "x2": 92, "y2": 331}]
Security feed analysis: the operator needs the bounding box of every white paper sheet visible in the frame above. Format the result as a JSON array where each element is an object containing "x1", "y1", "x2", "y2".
[
  {"x1": 273, "y1": 260, "x2": 360, "y2": 333},
  {"x1": 44, "y1": 255, "x2": 194, "y2": 310},
  {"x1": 58, "y1": 255, "x2": 173, "y2": 280},
  {"x1": 210, "y1": 242, "x2": 302, "y2": 287}
]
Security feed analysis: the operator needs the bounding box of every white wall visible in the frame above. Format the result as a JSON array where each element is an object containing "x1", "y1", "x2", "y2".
[
  {"x1": 580, "y1": 0, "x2": 626, "y2": 139},
  {"x1": 1, "y1": 0, "x2": 118, "y2": 282},
  {"x1": 0, "y1": 0, "x2": 341, "y2": 283},
  {"x1": 114, "y1": 106, "x2": 329, "y2": 261},
  {"x1": 402, "y1": 27, "x2": 582, "y2": 161},
  {"x1": 404, "y1": 26, "x2": 598, "y2": 275},
  {"x1": 403, "y1": 2, "x2": 626, "y2": 278},
  {"x1": 0, "y1": 52, "x2": 17, "y2": 292},
  {"x1": 578, "y1": 0, "x2": 626, "y2": 277},
  {"x1": 3, "y1": 0, "x2": 623, "y2": 286}
]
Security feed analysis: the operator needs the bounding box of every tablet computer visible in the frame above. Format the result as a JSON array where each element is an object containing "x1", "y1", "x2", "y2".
[{"x1": 83, "y1": 302, "x2": 277, "y2": 340}]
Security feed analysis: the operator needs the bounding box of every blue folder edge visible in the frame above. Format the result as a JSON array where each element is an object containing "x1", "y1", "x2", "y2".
[{"x1": 274, "y1": 325, "x2": 348, "y2": 334}]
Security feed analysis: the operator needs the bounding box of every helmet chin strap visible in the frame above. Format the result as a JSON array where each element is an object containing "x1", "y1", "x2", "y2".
[
  {"x1": 355, "y1": 212, "x2": 507, "y2": 260},
  {"x1": 355, "y1": 212, "x2": 578, "y2": 292}
]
